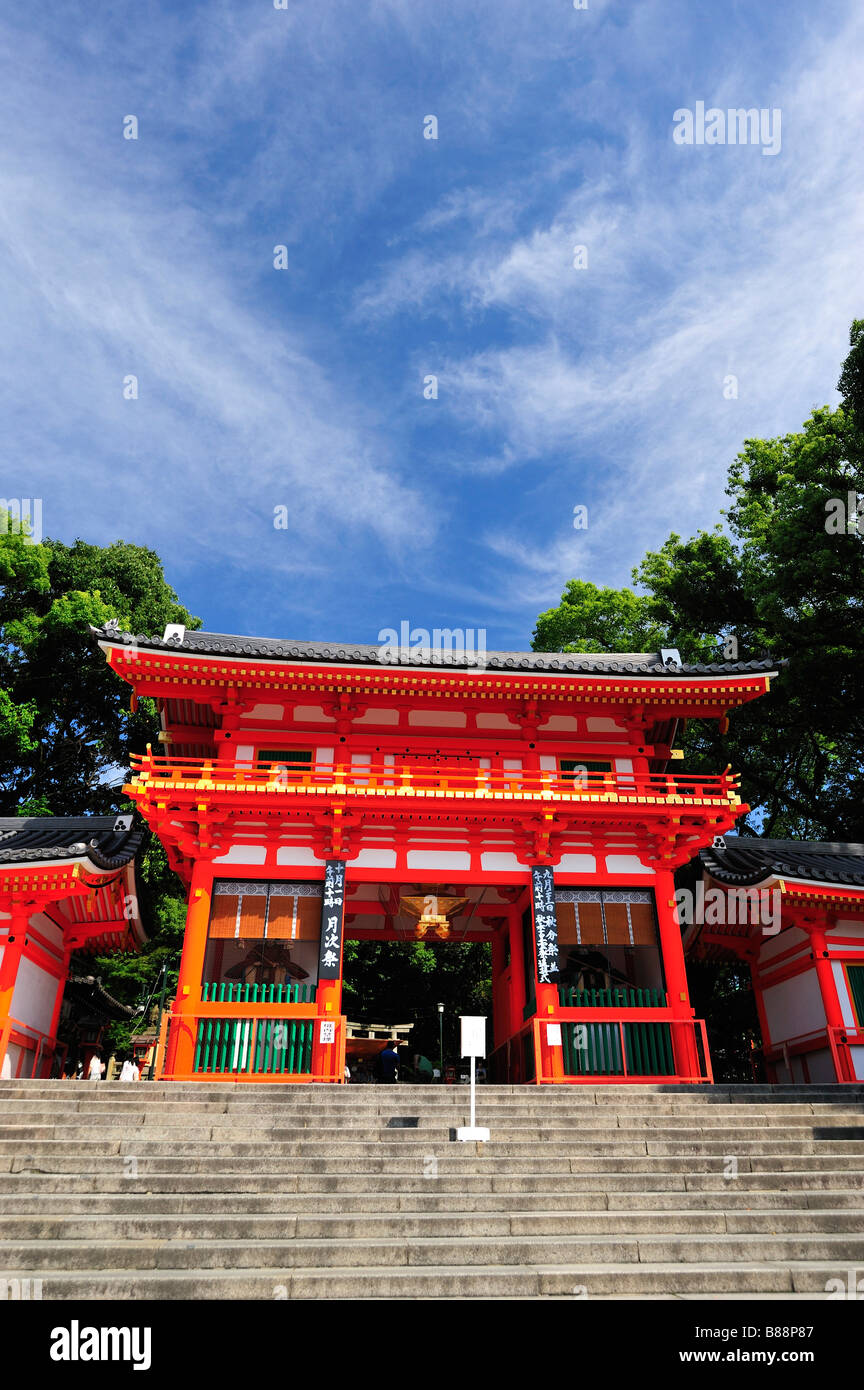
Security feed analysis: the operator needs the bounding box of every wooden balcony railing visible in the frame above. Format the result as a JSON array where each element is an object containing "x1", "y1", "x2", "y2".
[{"x1": 126, "y1": 750, "x2": 742, "y2": 809}]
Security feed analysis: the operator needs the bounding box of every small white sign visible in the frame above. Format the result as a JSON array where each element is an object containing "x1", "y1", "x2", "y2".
[
  {"x1": 546, "y1": 1023, "x2": 562, "y2": 1047},
  {"x1": 319, "y1": 1020, "x2": 335, "y2": 1044},
  {"x1": 460, "y1": 1015, "x2": 486, "y2": 1058}
]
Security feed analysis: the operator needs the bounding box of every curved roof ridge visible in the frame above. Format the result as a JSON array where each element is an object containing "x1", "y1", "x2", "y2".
[{"x1": 90, "y1": 622, "x2": 782, "y2": 678}]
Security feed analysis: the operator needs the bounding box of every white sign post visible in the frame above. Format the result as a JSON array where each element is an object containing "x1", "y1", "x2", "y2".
[{"x1": 456, "y1": 1015, "x2": 490, "y2": 1142}]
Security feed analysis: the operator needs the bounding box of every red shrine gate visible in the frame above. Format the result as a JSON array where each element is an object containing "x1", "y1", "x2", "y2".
[{"x1": 92, "y1": 623, "x2": 777, "y2": 1084}]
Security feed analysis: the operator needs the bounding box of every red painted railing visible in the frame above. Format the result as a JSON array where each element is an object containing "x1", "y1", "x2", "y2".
[
  {"x1": 126, "y1": 751, "x2": 741, "y2": 807},
  {"x1": 0, "y1": 1017, "x2": 66, "y2": 1080},
  {"x1": 158, "y1": 1007, "x2": 347, "y2": 1083},
  {"x1": 764, "y1": 1025, "x2": 864, "y2": 1084},
  {"x1": 490, "y1": 1014, "x2": 713, "y2": 1085}
]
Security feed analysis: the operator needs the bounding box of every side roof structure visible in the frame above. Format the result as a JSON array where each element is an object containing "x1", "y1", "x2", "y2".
[
  {"x1": 701, "y1": 838, "x2": 864, "y2": 891},
  {"x1": 0, "y1": 816, "x2": 147, "y2": 872}
]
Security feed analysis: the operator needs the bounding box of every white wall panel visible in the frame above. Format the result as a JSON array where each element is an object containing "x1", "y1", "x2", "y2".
[
  {"x1": 762, "y1": 969, "x2": 825, "y2": 1043},
  {"x1": 212, "y1": 845, "x2": 267, "y2": 865},
  {"x1": 11, "y1": 957, "x2": 61, "y2": 1035},
  {"x1": 407, "y1": 851, "x2": 471, "y2": 870}
]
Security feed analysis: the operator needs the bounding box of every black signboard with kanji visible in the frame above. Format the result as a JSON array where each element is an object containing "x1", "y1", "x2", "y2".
[
  {"x1": 317, "y1": 860, "x2": 346, "y2": 980},
  {"x1": 530, "y1": 864, "x2": 559, "y2": 984}
]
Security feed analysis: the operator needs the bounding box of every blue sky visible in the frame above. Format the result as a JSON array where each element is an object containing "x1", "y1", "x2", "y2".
[{"x1": 2, "y1": 0, "x2": 863, "y2": 650}]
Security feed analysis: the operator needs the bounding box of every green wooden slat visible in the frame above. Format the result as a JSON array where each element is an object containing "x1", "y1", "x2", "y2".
[
  {"x1": 649, "y1": 1023, "x2": 662, "y2": 1075},
  {"x1": 623, "y1": 1022, "x2": 636, "y2": 1074},
  {"x1": 303, "y1": 1022, "x2": 313, "y2": 1072},
  {"x1": 643, "y1": 1022, "x2": 655, "y2": 1075},
  {"x1": 849, "y1": 966, "x2": 864, "y2": 1026},
  {"x1": 660, "y1": 1023, "x2": 674, "y2": 1073}
]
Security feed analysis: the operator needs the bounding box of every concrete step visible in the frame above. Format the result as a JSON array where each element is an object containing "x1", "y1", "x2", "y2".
[
  {"x1": 5, "y1": 1138, "x2": 863, "y2": 1161},
  {"x1": 1, "y1": 1187, "x2": 862, "y2": 1215},
  {"x1": 2, "y1": 1080, "x2": 861, "y2": 1299},
  {"x1": 6, "y1": 1232, "x2": 864, "y2": 1272},
  {"x1": 4, "y1": 1207, "x2": 863, "y2": 1242},
  {"x1": 2, "y1": 1114, "x2": 860, "y2": 1134},
  {"x1": 2, "y1": 1111, "x2": 861, "y2": 1132},
  {"x1": 1, "y1": 1169, "x2": 861, "y2": 1195},
  {"x1": 8, "y1": 1260, "x2": 857, "y2": 1299}
]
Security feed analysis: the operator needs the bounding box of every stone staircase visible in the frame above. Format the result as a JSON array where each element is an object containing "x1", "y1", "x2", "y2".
[{"x1": 1, "y1": 1080, "x2": 863, "y2": 1299}]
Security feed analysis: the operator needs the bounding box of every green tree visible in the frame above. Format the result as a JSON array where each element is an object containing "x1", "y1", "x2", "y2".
[
  {"x1": 0, "y1": 532, "x2": 199, "y2": 815},
  {"x1": 342, "y1": 940, "x2": 492, "y2": 1061},
  {"x1": 533, "y1": 579, "x2": 668, "y2": 655}
]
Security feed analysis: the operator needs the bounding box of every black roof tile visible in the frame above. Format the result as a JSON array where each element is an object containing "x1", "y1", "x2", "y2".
[
  {"x1": 0, "y1": 816, "x2": 147, "y2": 870},
  {"x1": 702, "y1": 838, "x2": 864, "y2": 889},
  {"x1": 91, "y1": 623, "x2": 780, "y2": 679}
]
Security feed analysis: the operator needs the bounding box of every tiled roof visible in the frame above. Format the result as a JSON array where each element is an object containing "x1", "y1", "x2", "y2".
[
  {"x1": 0, "y1": 816, "x2": 147, "y2": 870},
  {"x1": 91, "y1": 623, "x2": 779, "y2": 678},
  {"x1": 63, "y1": 974, "x2": 135, "y2": 1019},
  {"x1": 702, "y1": 838, "x2": 864, "y2": 890}
]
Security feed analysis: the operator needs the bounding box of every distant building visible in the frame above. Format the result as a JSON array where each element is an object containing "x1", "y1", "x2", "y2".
[
  {"x1": 0, "y1": 816, "x2": 147, "y2": 1078},
  {"x1": 686, "y1": 839, "x2": 864, "y2": 1083}
]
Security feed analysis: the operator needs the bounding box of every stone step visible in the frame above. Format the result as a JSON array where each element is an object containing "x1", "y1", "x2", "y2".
[
  {"x1": 2, "y1": 1113, "x2": 860, "y2": 1132},
  {"x1": 3, "y1": 1085, "x2": 862, "y2": 1106},
  {"x1": 6, "y1": 1232, "x2": 864, "y2": 1272},
  {"x1": 6, "y1": 1134, "x2": 864, "y2": 1156},
  {"x1": 4, "y1": 1109, "x2": 862, "y2": 1130},
  {"x1": 3, "y1": 1207, "x2": 863, "y2": 1242},
  {"x1": 3, "y1": 1080, "x2": 861, "y2": 1300},
  {"x1": 1, "y1": 1169, "x2": 861, "y2": 1194},
  {"x1": 7, "y1": 1260, "x2": 858, "y2": 1299},
  {"x1": 6, "y1": 1128, "x2": 864, "y2": 1150},
  {"x1": 8, "y1": 1154, "x2": 864, "y2": 1179},
  {"x1": 1, "y1": 1187, "x2": 861, "y2": 1215}
]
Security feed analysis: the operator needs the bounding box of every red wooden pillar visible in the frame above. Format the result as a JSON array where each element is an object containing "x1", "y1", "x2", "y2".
[
  {"x1": 807, "y1": 922, "x2": 846, "y2": 1079},
  {"x1": 491, "y1": 923, "x2": 508, "y2": 1049},
  {"x1": 0, "y1": 905, "x2": 32, "y2": 1076},
  {"x1": 654, "y1": 870, "x2": 701, "y2": 1079},
  {"x1": 167, "y1": 860, "x2": 213, "y2": 1076}
]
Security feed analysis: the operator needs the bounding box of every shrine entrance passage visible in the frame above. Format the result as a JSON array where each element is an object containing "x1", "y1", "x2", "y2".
[{"x1": 341, "y1": 882, "x2": 502, "y2": 1075}]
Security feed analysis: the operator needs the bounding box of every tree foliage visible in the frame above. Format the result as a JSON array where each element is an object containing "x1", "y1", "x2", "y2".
[
  {"x1": 0, "y1": 531, "x2": 199, "y2": 815},
  {"x1": 342, "y1": 940, "x2": 491, "y2": 1060}
]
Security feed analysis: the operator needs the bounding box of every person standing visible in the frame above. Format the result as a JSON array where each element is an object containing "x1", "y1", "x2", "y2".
[{"x1": 374, "y1": 1041, "x2": 399, "y2": 1084}]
